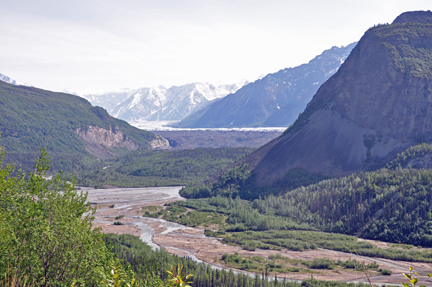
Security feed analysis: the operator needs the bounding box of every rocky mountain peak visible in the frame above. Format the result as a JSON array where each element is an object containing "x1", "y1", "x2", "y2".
[{"x1": 239, "y1": 10, "x2": 432, "y2": 186}]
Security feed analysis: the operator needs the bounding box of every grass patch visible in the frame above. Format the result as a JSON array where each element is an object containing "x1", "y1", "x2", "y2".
[
  {"x1": 141, "y1": 206, "x2": 161, "y2": 212},
  {"x1": 220, "y1": 252, "x2": 382, "y2": 275},
  {"x1": 143, "y1": 204, "x2": 227, "y2": 229}
]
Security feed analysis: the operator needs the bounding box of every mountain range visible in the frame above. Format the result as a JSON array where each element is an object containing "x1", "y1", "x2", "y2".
[
  {"x1": 81, "y1": 81, "x2": 248, "y2": 122},
  {"x1": 176, "y1": 43, "x2": 357, "y2": 128},
  {"x1": 81, "y1": 43, "x2": 356, "y2": 129}
]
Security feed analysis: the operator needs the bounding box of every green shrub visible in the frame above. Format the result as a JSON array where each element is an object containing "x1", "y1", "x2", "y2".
[
  {"x1": 379, "y1": 268, "x2": 392, "y2": 275},
  {"x1": 304, "y1": 258, "x2": 335, "y2": 269}
]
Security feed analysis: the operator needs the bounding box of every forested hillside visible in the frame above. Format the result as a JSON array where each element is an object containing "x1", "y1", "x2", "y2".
[
  {"x1": 179, "y1": 142, "x2": 432, "y2": 246},
  {"x1": 181, "y1": 164, "x2": 330, "y2": 199},
  {"x1": 0, "y1": 80, "x2": 160, "y2": 172},
  {"x1": 386, "y1": 143, "x2": 432, "y2": 170}
]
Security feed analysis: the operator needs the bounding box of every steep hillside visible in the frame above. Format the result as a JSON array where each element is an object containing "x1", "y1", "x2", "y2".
[
  {"x1": 238, "y1": 11, "x2": 432, "y2": 186},
  {"x1": 175, "y1": 43, "x2": 356, "y2": 128},
  {"x1": 181, "y1": 163, "x2": 432, "y2": 246},
  {"x1": 0, "y1": 80, "x2": 166, "y2": 170}
]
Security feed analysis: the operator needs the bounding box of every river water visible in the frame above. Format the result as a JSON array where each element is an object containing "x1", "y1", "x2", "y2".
[
  {"x1": 86, "y1": 186, "x2": 184, "y2": 243},
  {"x1": 85, "y1": 186, "x2": 278, "y2": 280},
  {"x1": 86, "y1": 186, "x2": 220, "y2": 264}
]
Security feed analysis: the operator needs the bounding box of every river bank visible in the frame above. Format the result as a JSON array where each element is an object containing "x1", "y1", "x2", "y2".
[{"x1": 85, "y1": 186, "x2": 432, "y2": 286}]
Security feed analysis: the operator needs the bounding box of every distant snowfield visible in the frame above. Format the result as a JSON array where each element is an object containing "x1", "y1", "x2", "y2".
[{"x1": 129, "y1": 120, "x2": 287, "y2": 132}]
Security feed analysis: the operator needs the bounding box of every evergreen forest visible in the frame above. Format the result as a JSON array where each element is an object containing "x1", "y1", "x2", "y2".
[{"x1": 178, "y1": 143, "x2": 432, "y2": 247}]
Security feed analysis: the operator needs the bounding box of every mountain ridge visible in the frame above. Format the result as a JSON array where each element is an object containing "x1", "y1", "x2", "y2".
[{"x1": 175, "y1": 43, "x2": 356, "y2": 128}]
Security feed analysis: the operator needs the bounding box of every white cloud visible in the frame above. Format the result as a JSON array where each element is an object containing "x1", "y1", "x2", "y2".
[{"x1": 0, "y1": 0, "x2": 430, "y2": 93}]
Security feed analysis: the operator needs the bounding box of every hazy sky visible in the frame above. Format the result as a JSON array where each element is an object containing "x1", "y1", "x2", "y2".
[{"x1": 0, "y1": 0, "x2": 430, "y2": 94}]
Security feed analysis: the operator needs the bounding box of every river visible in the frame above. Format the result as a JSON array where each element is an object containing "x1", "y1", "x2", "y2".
[
  {"x1": 85, "y1": 186, "x2": 291, "y2": 281},
  {"x1": 83, "y1": 186, "x2": 432, "y2": 286},
  {"x1": 86, "y1": 186, "x2": 226, "y2": 265}
]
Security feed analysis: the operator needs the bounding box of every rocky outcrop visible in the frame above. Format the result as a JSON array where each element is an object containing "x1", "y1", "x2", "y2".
[
  {"x1": 76, "y1": 125, "x2": 139, "y2": 159},
  {"x1": 239, "y1": 11, "x2": 432, "y2": 186},
  {"x1": 149, "y1": 136, "x2": 170, "y2": 149}
]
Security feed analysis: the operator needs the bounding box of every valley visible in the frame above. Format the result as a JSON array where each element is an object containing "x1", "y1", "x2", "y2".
[
  {"x1": 88, "y1": 186, "x2": 432, "y2": 286},
  {"x1": 3, "y1": 9, "x2": 432, "y2": 287},
  {"x1": 152, "y1": 129, "x2": 284, "y2": 150}
]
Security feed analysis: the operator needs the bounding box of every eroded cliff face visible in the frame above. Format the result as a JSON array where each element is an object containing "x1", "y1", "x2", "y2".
[
  {"x1": 76, "y1": 125, "x2": 149, "y2": 159},
  {"x1": 76, "y1": 125, "x2": 170, "y2": 159},
  {"x1": 148, "y1": 136, "x2": 170, "y2": 149},
  {"x1": 242, "y1": 11, "x2": 432, "y2": 186}
]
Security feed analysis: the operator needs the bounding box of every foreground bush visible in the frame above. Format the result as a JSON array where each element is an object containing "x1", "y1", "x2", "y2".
[{"x1": 0, "y1": 148, "x2": 130, "y2": 286}]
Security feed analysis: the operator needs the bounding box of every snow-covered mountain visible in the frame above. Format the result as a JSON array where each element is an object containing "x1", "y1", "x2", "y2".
[
  {"x1": 84, "y1": 81, "x2": 248, "y2": 122},
  {"x1": 0, "y1": 73, "x2": 26, "y2": 86},
  {"x1": 81, "y1": 89, "x2": 134, "y2": 114}
]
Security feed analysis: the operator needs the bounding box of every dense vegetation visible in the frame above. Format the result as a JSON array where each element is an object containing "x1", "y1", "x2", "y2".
[
  {"x1": 220, "y1": 252, "x2": 391, "y2": 276},
  {"x1": 73, "y1": 147, "x2": 254, "y2": 187},
  {"x1": 253, "y1": 169, "x2": 432, "y2": 245},
  {"x1": 0, "y1": 148, "x2": 424, "y2": 286},
  {"x1": 386, "y1": 143, "x2": 432, "y2": 170},
  {"x1": 106, "y1": 233, "x2": 371, "y2": 287},
  {"x1": 169, "y1": 197, "x2": 432, "y2": 262},
  {"x1": 371, "y1": 22, "x2": 432, "y2": 78},
  {"x1": 143, "y1": 204, "x2": 227, "y2": 228},
  {"x1": 0, "y1": 147, "x2": 382, "y2": 286},
  {"x1": 178, "y1": 142, "x2": 432, "y2": 247},
  {"x1": 180, "y1": 165, "x2": 329, "y2": 200},
  {"x1": 0, "y1": 149, "x2": 131, "y2": 286}
]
